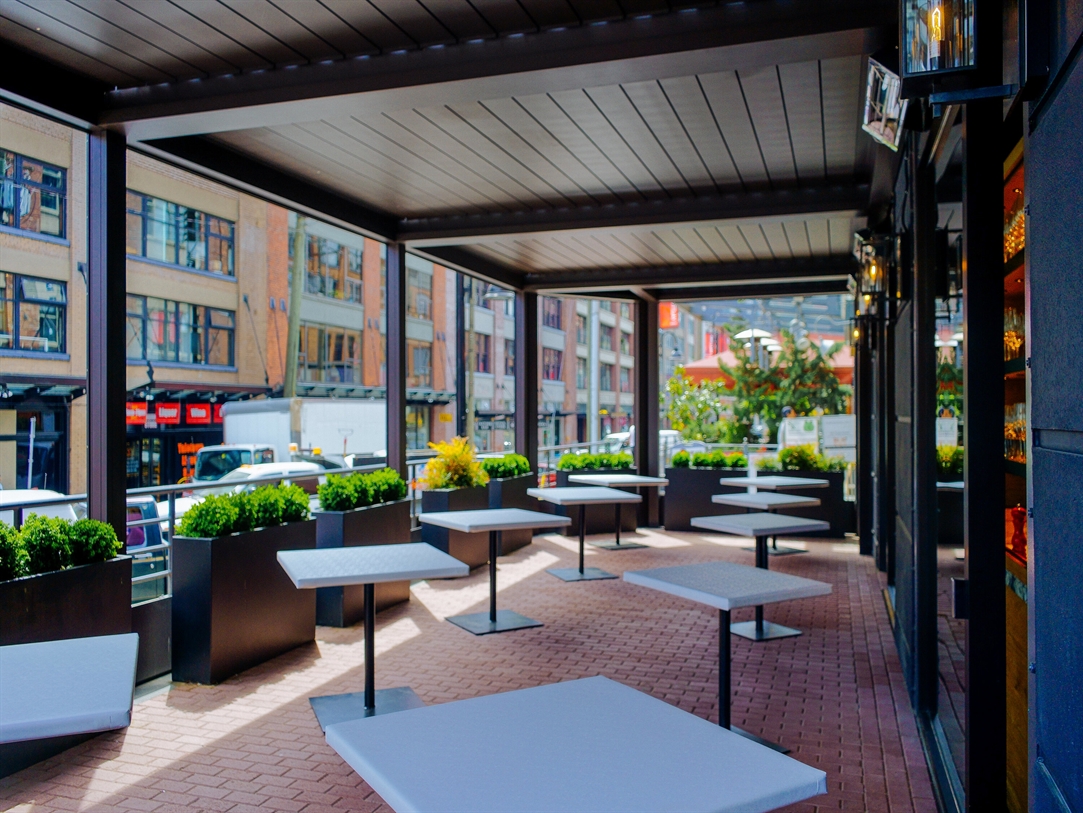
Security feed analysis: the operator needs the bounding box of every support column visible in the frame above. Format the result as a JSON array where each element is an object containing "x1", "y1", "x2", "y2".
[
  {"x1": 86, "y1": 129, "x2": 127, "y2": 537},
  {"x1": 386, "y1": 243, "x2": 407, "y2": 477},
  {"x1": 876, "y1": 310, "x2": 896, "y2": 576},
  {"x1": 635, "y1": 296, "x2": 659, "y2": 526},
  {"x1": 855, "y1": 325, "x2": 875, "y2": 557},
  {"x1": 514, "y1": 290, "x2": 538, "y2": 473}
]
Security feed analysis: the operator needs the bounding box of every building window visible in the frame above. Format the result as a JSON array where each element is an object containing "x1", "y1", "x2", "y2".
[
  {"x1": 504, "y1": 339, "x2": 515, "y2": 376},
  {"x1": 0, "y1": 273, "x2": 66, "y2": 353},
  {"x1": 576, "y1": 314, "x2": 588, "y2": 344},
  {"x1": 600, "y1": 325, "x2": 614, "y2": 351},
  {"x1": 542, "y1": 348, "x2": 563, "y2": 381},
  {"x1": 407, "y1": 268, "x2": 433, "y2": 319},
  {"x1": 576, "y1": 357, "x2": 587, "y2": 389},
  {"x1": 620, "y1": 302, "x2": 632, "y2": 319},
  {"x1": 286, "y1": 229, "x2": 363, "y2": 304},
  {"x1": 620, "y1": 366, "x2": 633, "y2": 392},
  {"x1": 297, "y1": 323, "x2": 362, "y2": 383},
  {"x1": 127, "y1": 191, "x2": 235, "y2": 276},
  {"x1": 600, "y1": 363, "x2": 614, "y2": 391},
  {"x1": 542, "y1": 297, "x2": 563, "y2": 329},
  {"x1": 126, "y1": 295, "x2": 235, "y2": 366},
  {"x1": 1, "y1": 150, "x2": 66, "y2": 238},
  {"x1": 406, "y1": 405, "x2": 431, "y2": 450},
  {"x1": 474, "y1": 333, "x2": 491, "y2": 373},
  {"x1": 600, "y1": 301, "x2": 613, "y2": 312},
  {"x1": 620, "y1": 331, "x2": 632, "y2": 355},
  {"x1": 407, "y1": 339, "x2": 432, "y2": 388}
]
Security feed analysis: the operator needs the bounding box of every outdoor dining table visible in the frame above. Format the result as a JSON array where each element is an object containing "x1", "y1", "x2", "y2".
[
  {"x1": 324, "y1": 675, "x2": 828, "y2": 813},
  {"x1": 715, "y1": 475, "x2": 830, "y2": 490},
  {"x1": 527, "y1": 486, "x2": 642, "y2": 581},
  {"x1": 690, "y1": 513, "x2": 829, "y2": 641},
  {"x1": 711, "y1": 491, "x2": 822, "y2": 556},
  {"x1": 567, "y1": 473, "x2": 667, "y2": 549},
  {"x1": 277, "y1": 543, "x2": 468, "y2": 727},
  {"x1": 417, "y1": 508, "x2": 571, "y2": 634},
  {"x1": 624, "y1": 561, "x2": 832, "y2": 752}
]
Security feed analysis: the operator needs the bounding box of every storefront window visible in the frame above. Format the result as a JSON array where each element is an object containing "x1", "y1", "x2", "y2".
[
  {"x1": 1, "y1": 150, "x2": 66, "y2": 238},
  {"x1": 126, "y1": 191, "x2": 235, "y2": 276},
  {"x1": 0, "y1": 273, "x2": 66, "y2": 353},
  {"x1": 126, "y1": 295, "x2": 234, "y2": 366},
  {"x1": 542, "y1": 348, "x2": 563, "y2": 381}
]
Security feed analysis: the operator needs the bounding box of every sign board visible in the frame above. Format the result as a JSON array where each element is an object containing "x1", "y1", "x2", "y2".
[
  {"x1": 659, "y1": 302, "x2": 680, "y2": 330},
  {"x1": 779, "y1": 417, "x2": 819, "y2": 449},
  {"x1": 155, "y1": 402, "x2": 181, "y2": 425},
  {"x1": 186, "y1": 404, "x2": 212, "y2": 424},
  {"x1": 213, "y1": 403, "x2": 224, "y2": 423},
  {"x1": 936, "y1": 417, "x2": 959, "y2": 448},
  {"x1": 824, "y1": 447, "x2": 857, "y2": 464},
  {"x1": 438, "y1": 412, "x2": 454, "y2": 423},
  {"x1": 821, "y1": 414, "x2": 857, "y2": 448},
  {"x1": 125, "y1": 402, "x2": 147, "y2": 426}
]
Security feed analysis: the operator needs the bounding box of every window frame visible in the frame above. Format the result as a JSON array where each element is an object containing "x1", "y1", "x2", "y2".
[
  {"x1": 126, "y1": 294, "x2": 234, "y2": 367},
  {"x1": 541, "y1": 296, "x2": 563, "y2": 330},
  {"x1": 542, "y1": 347, "x2": 563, "y2": 381},
  {"x1": 0, "y1": 272, "x2": 67, "y2": 354},
  {"x1": 126, "y1": 190, "x2": 236, "y2": 277},
  {"x1": 0, "y1": 150, "x2": 67, "y2": 239}
]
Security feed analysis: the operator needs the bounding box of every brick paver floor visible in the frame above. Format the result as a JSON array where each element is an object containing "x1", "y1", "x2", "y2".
[{"x1": 1, "y1": 529, "x2": 936, "y2": 813}]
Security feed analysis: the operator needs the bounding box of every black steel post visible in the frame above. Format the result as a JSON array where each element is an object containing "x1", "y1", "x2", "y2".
[
  {"x1": 86, "y1": 128, "x2": 127, "y2": 537},
  {"x1": 579, "y1": 504, "x2": 586, "y2": 574},
  {"x1": 634, "y1": 296, "x2": 660, "y2": 525},
  {"x1": 515, "y1": 291, "x2": 539, "y2": 473},
  {"x1": 719, "y1": 608, "x2": 731, "y2": 728},
  {"x1": 489, "y1": 531, "x2": 498, "y2": 623},
  {"x1": 456, "y1": 274, "x2": 467, "y2": 436},
  {"x1": 364, "y1": 582, "x2": 375, "y2": 709},
  {"x1": 755, "y1": 534, "x2": 767, "y2": 633},
  {"x1": 856, "y1": 324, "x2": 875, "y2": 557},
  {"x1": 386, "y1": 243, "x2": 408, "y2": 478},
  {"x1": 614, "y1": 503, "x2": 621, "y2": 546}
]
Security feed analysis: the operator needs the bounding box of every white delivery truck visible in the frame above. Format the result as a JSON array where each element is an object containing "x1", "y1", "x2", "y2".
[{"x1": 220, "y1": 398, "x2": 388, "y2": 465}]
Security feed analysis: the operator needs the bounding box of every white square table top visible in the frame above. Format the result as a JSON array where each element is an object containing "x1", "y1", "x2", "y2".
[
  {"x1": 624, "y1": 561, "x2": 832, "y2": 611},
  {"x1": 567, "y1": 473, "x2": 669, "y2": 487},
  {"x1": 0, "y1": 633, "x2": 139, "y2": 744},
  {"x1": 325, "y1": 675, "x2": 827, "y2": 813},
  {"x1": 417, "y1": 507, "x2": 571, "y2": 533},
  {"x1": 937, "y1": 481, "x2": 964, "y2": 492},
  {"x1": 691, "y1": 513, "x2": 830, "y2": 537},
  {"x1": 527, "y1": 486, "x2": 643, "y2": 506},
  {"x1": 277, "y1": 543, "x2": 469, "y2": 588},
  {"x1": 711, "y1": 492, "x2": 821, "y2": 509},
  {"x1": 716, "y1": 475, "x2": 829, "y2": 490}
]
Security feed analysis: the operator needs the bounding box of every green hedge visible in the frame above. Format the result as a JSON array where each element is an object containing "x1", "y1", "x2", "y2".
[
  {"x1": 480, "y1": 454, "x2": 532, "y2": 480},
  {"x1": 556, "y1": 452, "x2": 634, "y2": 471},
  {"x1": 755, "y1": 444, "x2": 847, "y2": 473},
  {"x1": 178, "y1": 481, "x2": 313, "y2": 538},
  {"x1": 0, "y1": 515, "x2": 121, "y2": 581},
  {"x1": 670, "y1": 450, "x2": 747, "y2": 469},
  {"x1": 317, "y1": 467, "x2": 409, "y2": 512}
]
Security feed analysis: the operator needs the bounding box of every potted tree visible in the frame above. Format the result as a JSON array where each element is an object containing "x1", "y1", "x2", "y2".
[
  {"x1": 0, "y1": 516, "x2": 131, "y2": 646},
  {"x1": 555, "y1": 452, "x2": 638, "y2": 536},
  {"x1": 663, "y1": 450, "x2": 750, "y2": 531},
  {"x1": 481, "y1": 453, "x2": 535, "y2": 554},
  {"x1": 171, "y1": 484, "x2": 316, "y2": 684},
  {"x1": 314, "y1": 468, "x2": 411, "y2": 626},
  {"x1": 419, "y1": 437, "x2": 490, "y2": 567}
]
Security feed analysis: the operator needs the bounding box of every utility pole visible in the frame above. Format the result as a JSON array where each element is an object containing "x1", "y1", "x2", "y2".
[{"x1": 283, "y1": 215, "x2": 306, "y2": 398}]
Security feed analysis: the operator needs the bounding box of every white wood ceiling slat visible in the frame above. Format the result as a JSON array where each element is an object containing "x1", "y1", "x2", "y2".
[
  {"x1": 783, "y1": 221, "x2": 813, "y2": 258},
  {"x1": 805, "y1": 218, "x2": 831, "y2": 254},
  {"x1": 592, "y1": 233, "x2": 657, "y2": 267},
  {"x1": 629, "y1": 230, "x2": 687, "y2": 265},
  {"x1": 471, "y1": 241, "x2": 535, "y2": 269},
  {"x1": 736, "y1": 224, "x2": 773, "y2": 259},
  {"x1": 716, "y1": 226, "x2": 757, "y2": 261},
  {"x1": 738, "y1": 66, "x2": 797, "y2": 185},
  {"x1": 558, "y1": 235, "x2": 621, "y2": 269},
  {"x1": 657, "y1": 75, "x2": 743, "y2": 190},
  {"x1": 760, "y1": 222, "x2": 794, "y2": 259},
  {"x1": 669, "y1": 227, "x2": 720, "y2": 263},
  {"x1": 820, "y1": 56, "x2": 864, "y2": 175},
  {"x1": 652, "y1": 230, "x2": 701, "y2": 264},
  {"x1": 827, "y1": 216, "x2": 855, "y2": 254},
  {"x1": 777, "y1": 61, "x2": 826, "y2": 181},
  {"x1": 216, "y1": 0, "x2": 344, "y2": 62},
  {"x1": 514, "y1": 236, "x2": 578, "y2": 269},
  {"x1": 695, "y1": 227, "x2": 739, "y2": 263},
  {"x1": 696, "y1": 72, "x2": 770, "y2": 187},
  {"x1": 621, "y1": 80, "x2": 716, "y2": 193}
]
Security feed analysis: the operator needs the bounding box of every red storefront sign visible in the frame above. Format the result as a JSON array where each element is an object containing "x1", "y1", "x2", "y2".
[
  {"x1": 213, "y1": 403, "x2": 224, "y2": 423},
  {"x1": 186, "y1": 404, "x2": 212, "y2": 424},
  {"x1": 155, "y1": 402, "x2": 182, "y2": 425},
  {"x1": 659, "y1": 301, "x2": 680, "y2": 330},
  {"x1": 126, "y1": 402, "x2": 148, "y2": 425}
]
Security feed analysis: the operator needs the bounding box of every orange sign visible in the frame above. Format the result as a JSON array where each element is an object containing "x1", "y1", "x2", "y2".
[
  {"x1": 186, "y1": 404, "x2": 212, "y2": 424},
  {"x1": 213, "y1": 403, "x2": 224, "y2": 423},
  {"x1": 659, "y1": 302, "x2": 680, "y2": 330},
  {"x1": 155, "y1": 402, "x2": 181, "y2": 425},
  {"x1": 126, "y1": 402, "x2": 147, "y2": 425}
]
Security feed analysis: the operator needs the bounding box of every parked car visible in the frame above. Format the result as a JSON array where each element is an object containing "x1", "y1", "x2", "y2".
[
  {"x1": 193, "y1": 444, "x2": 276, "y2": 483},
  {"x1": 0, "y1": 489, "x2": 79, "y2": 525},
  {"x1": 159, "y1": 462, "x2": 325, "y2": 527},
  {"x1": 127, "y1": 496, "x2": 167, "y2": 603}
]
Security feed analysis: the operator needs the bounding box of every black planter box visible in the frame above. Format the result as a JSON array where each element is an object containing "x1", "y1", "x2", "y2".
[
  {"x1": 172, "y1": 520, "x2": 317, "y2": 684},
  {"x1": 662, "y1": 468, "x2": 749, "y2": 532},
  {"x1": 314, "y1": 499, "x2": 412, "y2": 627},
  {"x1": 761, "y1": 469, "x2": 852, "y2": 536},
  {"x1": 488, "y1": 473, "x2": 537, "y2": 554},
  {"x1": 421, "y1": 486, "x2": 490, "y2": 567},
  {"x1": 554, "y1": 469, "x2": 638, "y2": 536},
  {"x1": 0, "y1": 556, "x2": 133, "y2": 647},
  {"x1": 938, "y1": 487, "x2": 964, "y2": 547}
]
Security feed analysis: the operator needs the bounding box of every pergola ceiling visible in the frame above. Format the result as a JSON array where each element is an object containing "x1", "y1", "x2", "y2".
[{"x1": 0, "y1": 0, "x2": 894, "y2": 295}]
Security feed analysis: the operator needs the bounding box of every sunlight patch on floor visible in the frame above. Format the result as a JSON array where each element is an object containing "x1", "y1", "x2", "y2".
[{"x1": 410, "y1": 549, "x2": 560, "y2": 618}]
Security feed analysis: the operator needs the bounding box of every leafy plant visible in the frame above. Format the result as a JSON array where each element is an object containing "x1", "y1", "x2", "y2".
[
  {"x1": 936, "y1": 445, "x2": 964, "y2": 479},
  {"x1": 419, "y1": 437, "x2": 489, "y2": 490},
  {"x1": 177, "y1": 494, "x2": 240, "y2": 539},
  {"x1": 319, "y1": 474, "x2": 357, "y2": 512},
  {"x1": 670, "y1": 450, "x2": 690, "y2": 468},
  {"x1": 20, "y1": 514, "x2": 72, "y2": 575},
  {"x1": 247, "y1": 486, "x2": 285, "y2": 529},
  {"x1": 280, "y1": 484, "x2": 311, "y2": 523},
  {"x1": 779, "y1": 444, "x2": 821, "y2": 472},
  {"x1": 556, "y1": 452, "x2": 634, "y2": 471},
  {"x1": 231, "y1": 491, "x2": 255, "y2": 533},
  {"x1": 757, "y1": 455, "x2": 781, "y2": 472},
  {"x1": 368, "y1": 468, "x2": 408, "y2": 502},
  {"x1": 69, "y1": 519, "x2": 122, "y2": 567},
  {"x1": 662, "y1": 367, "x2": 733, "y2": 442},
  {"x1": 480, "y1": 454, "x2": 532, "y2": 480},
  {"x1": 350, "y1": 471, "x2": 377, "y2": 507},
  {"x1": 0, "y1": 521, "x2": 28, "y2": 581}
]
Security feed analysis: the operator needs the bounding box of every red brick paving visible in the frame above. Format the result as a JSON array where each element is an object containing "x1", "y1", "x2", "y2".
[{"x1": 0, "y1": 530, "x2": 936, "y2": 812}]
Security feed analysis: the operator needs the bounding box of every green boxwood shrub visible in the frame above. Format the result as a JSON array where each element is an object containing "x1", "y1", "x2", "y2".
[
  {"x1": 177, "y1": 494, "x2": 240, "y2": 539},
  {"x1": 20, "y1": 514, "x2": 72, "y2": 575},
  {"x1": 69, "y1": 519, "x2": 122, "y2": 567},
  {"x1": 349, "y1": 471, "x2": 377, "y2": 507},
  {"x1": 247, "y1": 486, "x2": 284, "y2": 529},
  {"x1": 0, "y1": 521, "x2": 28, "y2": 581},
  {"x1": 280, "y1": 484, "x2": 311, "y2": 523},
  {"x1": 318, "y1": 474, "x2": 357, "y2": 512},
  {"x1": 368, "y1": 468, "x2": 408, "y2": 502},
  {"x1": 480, "y1": 454, "x2": 531, "y2": 480},
  {"x1": 556, "y1": 452, "x2": 634, "y2": 471},
  {"x1": 670, "y1": 450, "x2": 690, "y2": 468},
  {"x1": 756, "y1": 445, "x2": 847, "y2": 473},
  {"x1": 319, "y1": 468, "x2": 408, "y2": 511}
]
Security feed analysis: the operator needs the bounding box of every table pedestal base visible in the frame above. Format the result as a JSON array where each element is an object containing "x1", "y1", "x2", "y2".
[
  {"x1": 310, "y1": 687, "x2": 424, "y2": 731},
  {"x1": 730, "y1": 725, "x2": 790, "y2": 754},
  {"x1": 547, "y1": 567, "x2": 618, "y2": 582},
  {"x1": 742, "y1": 543, "x2": 807, "y2": 556},
  {"x1": 589, "y1": 540, "x2": 647, "y2": 550},
  {"x1": 730, "y1": 620, "x2": 802, "y2": 641},
  {"x1": 447, "y1": 609, "x2": 543, "y2": 635}
]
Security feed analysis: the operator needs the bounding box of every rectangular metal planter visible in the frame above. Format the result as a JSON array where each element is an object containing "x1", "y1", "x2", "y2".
[
  {"x1": 172, "y1": 520, "x2": 317, "y2": 685},
  {"x1": 314, "y1": 499, "x2": 411, "y2": 627},
  {"x1": 420, "y1": 486, "x2": 489, "y2": 568},
  {"x1": 554, "y1": 469, "x2": 638, "y2": 536},
  {"x1": 487, "y1": 473, "x2": 537, "y2": 554},
  {"x1": 0, "y1": 556, "x2": 133, "y2": 647},
  {"x1": 763, "y1": 470, "x2": 852, "y2": 536},
  {"x1": 662, "y1": 468, "x2": 749, "y2": 532}
]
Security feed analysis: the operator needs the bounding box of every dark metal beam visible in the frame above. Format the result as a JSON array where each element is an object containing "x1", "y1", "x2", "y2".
[
  {"x1": 386, "y1": 243, "x2": 408, "y2": 478},
  {"x1": 410, "y1": 246, "x2": 525, "y2": 291},
  {"x1": 525, "y1": 256, "x2": 857, "y2": 292},
  {"x1": 635, "y1": 296, "x2": 660, "y2": 526},
  {"x1": 0, "y1": 42, "x2": 106, "y2": 128},
  {"x1": 643, "y1": 279, "x2": 849, "y2": 301},
  {"x1": 514, "y1": 292, "x2": 539, "y2": 473},
  {"x1": 100, "y1": 1, "x2": 892, "y2": 139},
  {"x1": 403, "y1": 184, "x2": 870, "y2": 245}
]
